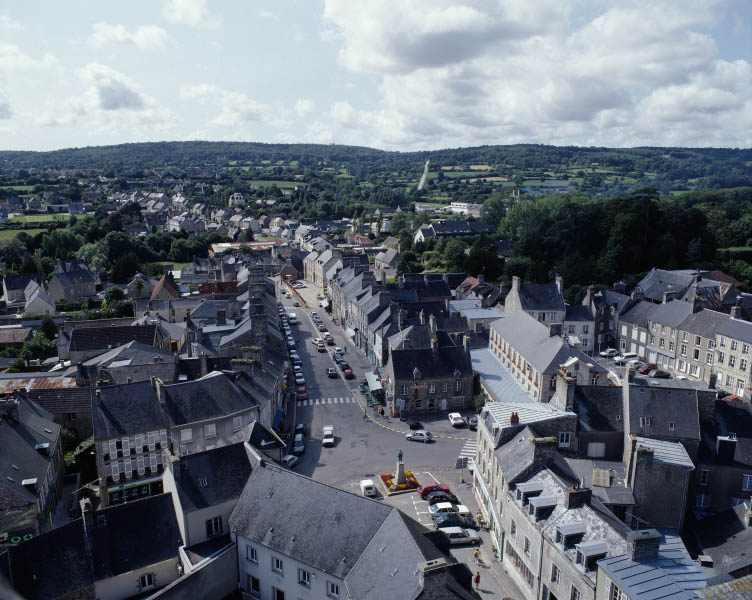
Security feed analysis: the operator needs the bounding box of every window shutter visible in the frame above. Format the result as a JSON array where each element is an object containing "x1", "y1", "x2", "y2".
[
  {"x1": 121, "y1": 437, "x2": 130, "y2": 455},
  {"x1": 160, "y1": 429, "x2": 168, "y2": 445}
]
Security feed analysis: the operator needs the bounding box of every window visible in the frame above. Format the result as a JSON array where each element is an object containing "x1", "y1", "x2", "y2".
[
  {"x1": 744, "y1": 343, "x2": 750, "y2": 355},
  {"x1": 609, "y1": 581, "x2": 626, "y2": 600},
  {"x1": 401, "y1": 384, "x2": 407, "y2": 395},
  {"x1": 454, "y1": 379, "x2": 462, "y2": 392},
  {"x1": 720, "y1": 336, "x2": 727, "y2": 348},
  {"x1": 327, "y1": 581, "x2": 340, "y2": 597},
  {"x1": 272, "y1": 556, "x2": 284, "y2": 574},
  {"x1": 718, "y1": 351, "x2": 725, "y2": 364},
  {"x1": 571, "y1": 585, "x2": 581, "y2": 600},
  {"x1": 549, "y1": 313, "x2": 557, "y2": 321},
  {"x1": 729, "y1": 355, "x2": 736, "y2": 368},
  {"x1": 510, "y1": 520, "x2": 516, "y2": 538},
  {"x1": 726, "y1": 374, "x2": 734, "y2": 387},
  {"x1": 583, "y1": 325, "x2": 589, "y2": 334},
  {"x1": 428, "y1": 383, "x2": 436, "y2": 394},
  {"x1": 538, "y1": 312, "x2": 545, "y2": 322},
  {"x1": 139, "y1": 573, "x2": 155, "y2": 590},
  {"x1": 568, "y1": 325, "x2": 575, "y2": 334},
  {"x1": 680, "y1": 344, "x2": 687, "y2": 357},
  {"x1": 743, "y1": 474, "x2": 752, "y2": 492},
  {"x1": 682, "y1": 331, "x2": 688, "y2": 342},
  {"x1": 693, "y1": 348, "x2": 700, "y2": 360},
  {"x1": 742, "y1": 359, "x2": 748, "y2": 372},
  {"x1": 669, "y1": 422, "x2": 676, "y2": 430},
  {"x1": 247, "y1": 575, "x2": 260, "y2": 598},
  {"x1": 582, "y1": 337, "x2": 588, "y2": 347},
  {"x1": 731, "y1": 340, "x2": 738, "y2": 351},
  {"x1": 441, "y1": 382, "x2": 447, "y2": 393},
  {"x1": 524, "y1": 537, "x2": 531, "y2": 555},
  {"x1": 696, "y1": 493, "x2": 710, "y2": 508},
  {"x1": 232, "y1": 416, "x2": 242, "y2": 432},
  {"x1": 659, "y1": 338, "x2": 665, "y2": 348},
  {"x1": 246, "y1": 545, "x2": 258, "y2": 563},
  {"x1": 691, "y1": 364, "x2": 700, "y2": 377},
  {"x1": 669, "y1": 341, "x2": 675, "y2": 352},
  {"x1": 708, "y1": 339, "x2": 715, "y2": 350},
  {"x1": 621, "y1": 325, "x2": 627, "y2": 336},
  {"x1": 272, "y1": 587, "x2": 285, "y2": 600},
  {"x1": 551, "y1": 563, "x2": 560, "y2": 584},
  {"x1": 639, "y1": 416, "x2": 651, "y2": 427},
  {"x1": 706, "y1": 353, "x2": 713, "y2": 365},
  {"x1": 558, "y1": 432, "x2": 571, "y2": 448},
  {"x1": 205, "y1": 516, "x2": 222, "y2": 537},
  {"x1": 678, "y1": 360, "x2": 686, "y2": 373},
  {"x1": 298, "y1": 568, "x2": 311, "y2": 587},
  {"x1": 204, "y1": 423, "x2": 216, "y2": 439}
]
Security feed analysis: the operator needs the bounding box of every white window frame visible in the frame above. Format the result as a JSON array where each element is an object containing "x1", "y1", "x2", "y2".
[
  {"x1": 204, "y1": 423, "x2": 217, "y2": 439},
  {"x1": 639, "y1": 416, "x2": 651, "y2": 427},
  {"x1": 205, "y1": 515, "x2": 222, "y2": 538},
  {"x1": 551, "y1": 563, "x2": 560, "y2": 584},
  {"x1": 139, "y1": 573, "x2": 155, "y2": 590},
  {"x1": 232, "y1": 416, "x2": 243, "y2": 432},
  {"x1": 558, "y1": 432, "x2": 571, "y2": 448},
  {"x1": 327, "y1": 581, "x2": 340, "y2": 598},
  {"x1": 180, "y1": 428, "x2": 192, "y2": 443},
  {"x1": 272, "y1": 556, "x2": 284, "y2": 574},
  {"x1": 246, "y1": 545, "x2": 258, "y2": 563},
  {"x1": 743, "y1": 474, "x2": 752, "y2": 492},
  {"x1": 298, "y1": 568, "x2": 311, "y2": 587}
]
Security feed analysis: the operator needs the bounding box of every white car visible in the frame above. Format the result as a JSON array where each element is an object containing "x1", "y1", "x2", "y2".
[
  {"x1": 614, "y1": 352, "x2": 638, "y2": 365},
  {"x1": 295, "y1": 374, "x2": 305, "y2": 385},
  {"x1": 312, "y1": 337, "x2": 324, "y2": 346},
  {"x1": 406, "y1": 430, "x2": 433, "y2": 443},
  {"x1": 599, "y1": 348, "x2": 618, "y2": 358},
  {"x1": 322, "y1": 426, "x2": 335, "y2": 447},
  {"x1": 428, "y1": 502, "x2": 458, "y2": 519},
  {"x1": 448, "y1": 413, "x2": 464, "y2": 427},
  {"x1": 438, "y1": 526, "x2": 481, "y2": 545}
]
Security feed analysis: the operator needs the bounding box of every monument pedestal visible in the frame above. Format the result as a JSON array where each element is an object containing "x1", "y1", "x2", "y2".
[{"x1": 395, "y1": 460, "x2": 406, "y2": 485}]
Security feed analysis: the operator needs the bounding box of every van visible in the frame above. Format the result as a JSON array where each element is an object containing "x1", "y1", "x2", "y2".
[
  {"x1": 360, "y1": 479, "x2": 376, "y2": 497},
  {"x1": 615, "y1": 351, "x2": 638, "y2": 365}
]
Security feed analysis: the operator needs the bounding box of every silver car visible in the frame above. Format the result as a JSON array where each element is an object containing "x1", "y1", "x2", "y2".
[{"x1": 438, "y1": 526, "x2": 481, "y2": 545}]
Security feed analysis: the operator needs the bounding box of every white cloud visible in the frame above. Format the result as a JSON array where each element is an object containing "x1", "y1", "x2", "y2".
[
  {"x1": 162, "y1": 0, "x2": 217, "y2": 28},
  {"x1": 320, "y1": 0, "x2": 752, "y2": 149},
  {"x1": 40, "y1": 63, "x2": 173, "y2": 133},
  {"x1": 88, "y1": 22, "x2": 170, "y2": 49},
  {"x1": 0, "y1": 97, "x2": 10, "y2": 120},
  {"x1": 294, "y1": 98, "x2": 314, "y2": 117},
  {"x1": 0, "y1": 15, "x2": 23, "y2": 31},
  {"x1": 0, "y1": 43, "x2": 57, "y2": 71},
  {"x1": 259, "y1": 10, "x2": 279, "y2": 20}
]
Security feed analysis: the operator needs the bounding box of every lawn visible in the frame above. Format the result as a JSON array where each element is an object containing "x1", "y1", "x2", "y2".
[
  {"x1": 11, "y1": 214, "x2": 69, "y2": 224},
  {"x1": 247, "y1": 180, "x2": 300, "y2": 189},
  {"x1": 0, "y1": 185, "x2": 35, "y2": 191},
  {"x1": 0, "y1": 228, "x2": 46, "y2": 240}
]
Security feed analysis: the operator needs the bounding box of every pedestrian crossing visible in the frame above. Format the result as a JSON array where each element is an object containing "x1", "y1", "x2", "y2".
[
  {"x1": 458, "y1": 440, "x2": 478, "y2": 460},
  {"x1": 297, "y1": 396, "x2": 354, "y2": 407}
]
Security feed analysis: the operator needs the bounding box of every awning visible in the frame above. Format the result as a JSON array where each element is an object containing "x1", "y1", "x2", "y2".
[
  {"x1": 365, "y1": 372, "x2": 383, "y2": 392},
  {"x1": 272, "y1": 409, "x2": 284, "y2": 429},
  {"x1": 346, "y1": 328, "x2": 356, "y2": 338}
]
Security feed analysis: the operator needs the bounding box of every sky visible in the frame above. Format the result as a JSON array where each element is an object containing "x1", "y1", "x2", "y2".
[{"x1": 0, "y1": 0, "x2": 751, "y2": 152}]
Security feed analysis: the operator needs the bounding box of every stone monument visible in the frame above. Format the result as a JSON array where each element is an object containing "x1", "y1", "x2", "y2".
[{"x1": 396, "y1": 448, "x2": 406, "y2": 485}]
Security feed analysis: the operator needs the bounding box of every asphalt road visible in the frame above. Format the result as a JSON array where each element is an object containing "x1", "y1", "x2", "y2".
[{"x1": 279, "y1": 293, "x2": 473, "y2": 490}]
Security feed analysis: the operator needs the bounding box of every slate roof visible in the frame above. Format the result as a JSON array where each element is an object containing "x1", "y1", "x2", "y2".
[
  {"x1": 696, "y1": 575, "x2": 752, "y2": 600},
  {"x1": 0, "y1": 327, "x2": 32, "y2": 345},
  {"x1": 8, "y1": 519, "x2": 94, "y2": 600},
  {"x1": 26, "y1": 387, "x2": 92, "y2": 414},
  {"x1": 599, "y1": 532, "x2": 707, "y2": 600},
  {"x1": 564, "y1": 458, "x2": 635, "y2": 506},
  {"x1": 700, "y1": 400, "x2": 752, "y2": 465},
  {"x1": 248, "y1": 421, "x2": 286, "y2": 456},
  {"x1": 162, "y1": 371, "x2": 257, "y2": 425},
  {"x1": 81, "y1": 340, "x2": 175, "y2": 368},
  {"x1": 68, "y1": 324, "x2": 157, "y2": 352},
  {"x1": 633, "y1": 436, "x2": 694, "y2": 467},
  {"x1": 573, "y1": 385, "x2": 625, "y2": 432},
  {"x1": 50, "y1": 269, "x2": 97, "y2": 287},
  {"x1": 716, "y1": 317, "x2": 752, "y2": 343},
  {"x1": 491, "y1": 311, "x2": 606, "y2": 375},
  {"x1": 564, "y1": 305, "x2": 594, "y2": 322},
  {"x1": 3, "y1": 273, "x2": 38, "y2": 292},
  {"x1": 592, "y1": 290, "x2": 630, "y2": 313},
  {"x1": 92, "y1": 380, "x2": 167, "y2": 439},
  {"x1": 517, "y1": 282, "x2": 565, "y2": 312},
  {"x1": 230, "y1": 462, "x2": 393, "y2": 580},
  {"x1": 389, "y1": 344, "x2": 473, "y2": 381},
  {"x1": 692, "y1": 502, "x2": 752, "y2": 576},
  {"x1": 636, "y1": 268, "x2": 696, "y2": 303},
  {"x1": 647, "y1": 300, "x2": 693, "y2": 328},
  {"x1": 471, "y1": 348, "x2": 533, "y2": 404},
  {"x1": 173, "y1": 443, "x2": 253, "y2": 513},
  {"x1": 678, "y1": 309, "x2": 730, "y2": 340},
  {"x1": 494, "y1": 426, "x2": 538, "y2": 484},
  {"x1": 626, "y1": 384, "x2": 701, "y2": 442},
  {"x1": 619, "y1": 300, "x2": 657, "y2": 327}
]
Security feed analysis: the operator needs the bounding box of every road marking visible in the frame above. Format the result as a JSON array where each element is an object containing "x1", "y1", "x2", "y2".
[
  {"x1": 458, "y1": 440, "x2": 478, "y2": 459},
  {"x1": 423, "y1": 471, "x2": 440, "y2": 484}
]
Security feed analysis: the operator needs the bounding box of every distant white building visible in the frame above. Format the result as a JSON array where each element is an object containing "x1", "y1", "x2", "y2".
[{"x1": 229, "y1": 192, "x2": 245, "y2": 207}]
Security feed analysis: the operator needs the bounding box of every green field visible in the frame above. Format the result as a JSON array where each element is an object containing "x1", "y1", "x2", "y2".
[
  {"x1": 247, "y1": 180, "x2": 300, "y2": 188},
  {"x1": 0, "y1": 228, "x2": 46, "y2": 240},
  {"x1": 0, "y1": 185, "x2": 35, "y2": 191},
  {"x1": 11, "y1": 214, "x2": 70, "y2": 223}
]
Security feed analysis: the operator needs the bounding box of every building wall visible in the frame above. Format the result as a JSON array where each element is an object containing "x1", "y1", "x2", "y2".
[
  {"x1": 503, "y1": 496, "x2": 542, "y2": 600},
  {"x1": 149, "y1": 543, "x2": 237, "y2": 600},
  {"x1": 170, "y1": 410, "x2": 258, "y2": 458},
  {"x1": 618, "y1": 322, "x2": 649, "y2": 359},
  {"x1": 674, "y1": 331, "x2": 715, "y2": 384},
  {"x1": 388, "y1": 371, "x2": 474, "y2": 416},
  {"x1": 235, "y1": 533, "x2": 346, "y2": 600},
  {"x1": 95, "y1": 557, "x2": 181, "y2": 600},
  {"x1": 693, "y1": 461, "x2": 752, "y2": 513},
  {"x1": 714, "y1": 333, "x2": 752, "y2": 398},
  {"x1": 542, "y1": 539, "x2": 596, "y2": 600},
  {"x1": 629, "y1": 447, "x2": 691, "y2": 529},
  {"x1": 184, "y1": 499, "x2": 236, "y2": 548}
]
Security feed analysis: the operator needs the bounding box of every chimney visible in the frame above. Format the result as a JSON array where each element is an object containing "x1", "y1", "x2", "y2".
[
  {"x1": 380, "y1": 270, "x2": 386, "y2": 285},
  {"x1": 531, "y1": 436, "x2": 558, "y2": 465},
  {"x1": 731, "y1": 305, "x2": 742, "y2": 319},
  {"x1": 429, "y1": 313, "x2": 437, "y2": 333},
  {"x1": 565, "y1": 485, "x2": 592, "y2": 509},
  {"x1": 431, "y1": 334, "x2": 438, "y2": 351},
  {"x1": 0, "y1": 399, "x2": 20, "y2": 422},
  {"x1": 397, "y1": 309, "x2": 405, "y2": 331},
  {"x1": 552, "y1": 370, "x2": 575, "y2": 412},
  {"x1": 477, "y1": 274, "x2": 485, "y2": 285},
  {"x1": 21, "y1": 478, "x2": 38, "y2": 494},
  {"x1": 463, "y1": 333, "x2": 470, "y2": 354},
  {"x1": 199, "y1": 353, "x2": 208, "y2": 377},
  {"x1": 662, "y1": 291, "x2": 673, "y2": 304},
  {"x1": 419, "y1": 309, "x2": 426, "y2": 325},
  {"x1": 445, "y1": 298, "x2": 450, "y2": 311},
  {"x1": 583, "y1": 286, "x2": 595, "y2": 307},
  {"x1": 217, "y1": 309, "x2": 226, "y2": 325},
  {"x1": 627, "y1": 529, "x2": 661, "y2": 561},
  {"x1": 555, "y1": 274, "x2": 563, "y2": 296},
  {"x1": 512, "y1": 275, "x2": 520, "y2": 294},
  {"x1": 510, "y1": 411, "x2": 519, "y2": 425},
  {"x1": 154, "y1": 378, "x2": 165, "y2": 403}
]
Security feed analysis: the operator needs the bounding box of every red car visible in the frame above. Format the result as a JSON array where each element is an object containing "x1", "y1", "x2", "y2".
[
  {"x1": 297, "y1": 386, "x2": 308, "y2": 400},
  {"x1": 325, "y1": 337, "x2": 335, "y2": 346},
  {"x1": 418, "y1": 483, "x2": 451, "y2": 500},
  {"x1": 725, "y1": 394, "x2": 743, "y2": 402},
  {"x1": 343, "y1": 368, "x2": 354, "y2": 380},
  {"x1": 283, "y1": 368, "x2": 290, "y2": 378},
  {"x1": 637, "y1": 363, "x2": 656, "y2": 374}
]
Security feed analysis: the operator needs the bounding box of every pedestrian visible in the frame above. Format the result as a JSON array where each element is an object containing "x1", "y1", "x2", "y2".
[
  {"x1": 474, "y1": 572, "x2": 480, "y2": 590},
  {"x1": 362, "y1": 411, "x2": 367, "y2": 420},
  {"x1": 473, "y1": 548, "x2": 480, "y2": 565}
]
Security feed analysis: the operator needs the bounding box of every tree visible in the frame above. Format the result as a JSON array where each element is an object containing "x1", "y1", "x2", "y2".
[
  {"x1": 40, "y1": 317, "x2": 58, "y2": 340},
  {"x1": 111, "y1": 252, "x2": 139, "y2": 284}
]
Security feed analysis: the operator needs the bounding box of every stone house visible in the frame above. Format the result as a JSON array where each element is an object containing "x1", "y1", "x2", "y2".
[
  {"x1": 504, "y1": 275, "x2": 566, "y2": 326},
  {"x1": 714, "y1": 313, "x2": 752, "y2": 399},
  {"x1": 581, "y1": 287, "x2": 630, "y2": 355},
  {"x1": 46, "y1": 268, "x2": 97, "y2": 303},
  {"x1": 675, "y1": 309, "x2": 729, "y2": 385},
  {"x1": 645, "y1": 299, "x2": 693, "y2": 370},
  {"x1": 3, "y1": 273, "x2": 39, "y2": 305}
]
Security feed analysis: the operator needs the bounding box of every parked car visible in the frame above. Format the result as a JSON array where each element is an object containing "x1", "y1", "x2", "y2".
[
  {"x1": 322, "y1": 425, "x2": 335, "y2": 447},
  {"x1": 599, "y1": 348, "x2": 618, "y2": 358},
  {"x1": 325, "y1": 337, "x2": 335, "y2": 346},
  {"x1": 281, "y1": 454, "x2": 298, "y2": 469},
  {"x1": 466, "y1": 415, "x2": 478, "y2": 430},
  {"x1": 418, "y1": 483, "x2": 451, "y2": 500},
  {"x1": 725, "y1": 394, "x2": 743, "y2": 402},
  {"x1": 426, "y1": 491, "x2": 459, "y2": 506},
  {"x1": 297, "y1": 388, "x2": 308, "y2": 401},
  {"x1": 294, "y1": 423, "x2": 306, "y2": 437},
  {"x1": 343, "y1": 368, "x2": 354, "y2": 380},
  {"x1": 318, "y1": 324, "x2": 328, "y2": 332},
  {"x1": 448, "y1": 413, "x2": 464, "y2": 427},
  {"x1": 317, "y1": 342, "x2": 326, "y2": 353},
  {"x1": 433, "y1": 513, "x2": 478, "y2": 530},
  {"x1": 638, "y1": 362, "x2": 657, "y2": 374},
  {"x1": 438, "y1": 527, "x2": 481, "y2": 545},
  {"x1": 407, "y1": 418, "x2": 423, "y2": 430},
  {"x1": 339, "y1": 361, "x2": 350, "y2": 371},
  {"x1": 406, "y1": 430, "x2": 433, "y2": 443},
  {"x1": 648, "y1": 369, "x2": 671, "y2": 379},
  {"x1": 428, "y1": 502, "x2": 459, "y2": 518},
  {"x1": 292, "y1": 434, "x2": 306, "y2": 456},
  {"x1": 360, "y1": 479, "x2": 376, "y2": 497},
  {"x1": 614, "y1": 352, "x2": 638, "y2": 365},
  {"x1": 295, "y1": 374, "x2": 305, "y2": 385},
  {"x1": 312, "y1": 337, "x2": 324, "y2": 346},
  {"x1": 327, "y1": 367, "x2": 338, "y2": 378}
]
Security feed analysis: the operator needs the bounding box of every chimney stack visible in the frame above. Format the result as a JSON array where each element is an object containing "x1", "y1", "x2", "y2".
[
  {"x1": 555, "y1": 274, "x2": 563, "y2": 296},
  {"x1": 731, "y1": 305, "x2": 742, "y2": 319},
  {"x1": 429, "y1": 313, "x2": 437, "y2": 333},
  {"x1": 512, "y1": 275, "x2": 520, "y2": 293},
  {"x1": 627, "y1": 529, "x2": 661, "y2": 561},
  {"x1": 217, "y1": 309, "x2": 226, "y2": 325},
  {"x1": 430, "y1": 334, "x2": 438, "y2": 351},
  {"x1": 419, "y1": 309, "x2": 426, "y2": 325},
  {"x1": 510, "y1": 411, "x2": 519, "y2": 425},
  {"x1": 463, "y1": 333, "x2": 470, "y2": 354},
  {"x1": 565, "y1": 485, "x2": 592, "y2": 509}
]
